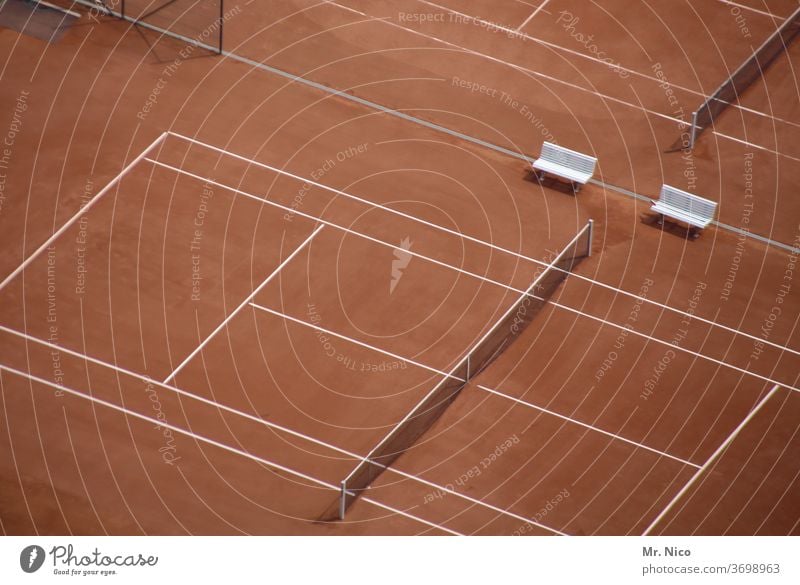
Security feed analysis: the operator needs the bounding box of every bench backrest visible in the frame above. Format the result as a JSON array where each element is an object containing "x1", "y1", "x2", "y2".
[
  {"x1": 540, "y1": 142, "x2": 597, "y2": 176},
  {"x1": 659, "y1": 185, "x2": 717, "y2": 220}
]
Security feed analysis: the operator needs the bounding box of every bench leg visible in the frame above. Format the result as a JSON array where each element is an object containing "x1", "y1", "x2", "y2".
[
  {"x1": 572, "y1": 182, "x2": 581, "y2": 195},
  {"x1": 532, "y1": 169, "x2": 545, "y2": 184},
  {"x1": 689, "y1": 227, "x2": 701, "y2": 240}
]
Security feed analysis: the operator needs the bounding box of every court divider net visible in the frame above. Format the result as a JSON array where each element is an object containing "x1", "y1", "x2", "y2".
[
  {"x1": 667, "y1": 6, "x2": 800, "y2": 151},
  {"x1": 323, "y1": 220, "x2": 594, "y2": 521}
]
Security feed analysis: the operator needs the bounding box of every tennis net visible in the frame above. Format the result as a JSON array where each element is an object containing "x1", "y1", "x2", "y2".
[
  {"x1": 671, "y1": 6, "x2": 800, "y2": 151},
  {"x1": 328, "y1": 220, "x2": 594, "y2": 520}
]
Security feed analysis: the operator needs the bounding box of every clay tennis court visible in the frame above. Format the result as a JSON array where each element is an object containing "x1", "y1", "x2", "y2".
[{"x1": 0, "y1": 0, "x2": 798, "y2": 536}]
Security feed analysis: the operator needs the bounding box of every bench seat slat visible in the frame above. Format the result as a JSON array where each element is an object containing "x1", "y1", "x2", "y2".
[
  {"x1": 532, "y1": 142, "x2": 597, "y2": 186},
  {"x1": 532, "y1": 159, "x2": 593, "y2": 184},
  {"x1": 652, "y1": 184, "x2": 717, "y2": 229},
  {"x1": 652, "y1": 202, "x2": 714, "y2": 228}
]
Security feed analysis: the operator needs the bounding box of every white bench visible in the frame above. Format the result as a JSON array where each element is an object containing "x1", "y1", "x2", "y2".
[
  {"x1": 532, "y1": 142, "x2": 597, "y2": 193},
  {"x1": 651, "y1": 185, "x2": 717, "y2": 239}
]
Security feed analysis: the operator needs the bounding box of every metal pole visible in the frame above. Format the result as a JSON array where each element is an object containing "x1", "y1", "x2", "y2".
[
  {"x1": 218, "y1": 0, "x2": 224, "y2": 54},
  {"x1": 339, "y1": 480, "x2": 347, "y2": 520},
  {"x1": 689, "y1": 111, "x2": 699, "y2": 150},
  {"x1": 586, "y1": 219, "x2": 594, "y2": 257}
]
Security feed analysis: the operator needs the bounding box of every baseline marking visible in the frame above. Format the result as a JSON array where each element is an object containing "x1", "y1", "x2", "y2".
[
  {"x1": 162, "y1": 224, "x2": 324, "y2": 384},
  {"x1": 641, "y1": 383, "x2": 783, "y2": 535}
]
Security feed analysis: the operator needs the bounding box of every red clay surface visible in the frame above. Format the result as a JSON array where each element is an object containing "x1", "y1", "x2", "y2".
[{"x1": 0, "y1": 0, "x2": 798, "y2": 535}]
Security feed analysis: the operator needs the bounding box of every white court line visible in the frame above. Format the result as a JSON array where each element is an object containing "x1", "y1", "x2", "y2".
[
  {"x1": 250, "y1": 302, "x2": 698, "y2": 467},
  {"x1": 162, "y1": 224, "x2": 324, "y2": 384},
  {"x1": 323, "y1": 1, "x2": 800, "y2": 163},
  {"x1": 0, "y1": 132, "x2": 167, "y2": 292},
  {"x1": 163, "y1": 133, "x2": 800, "y2": 361},
  {"x1": 642, "y1": 383, "x2": 783, "y2": 535},
  {"x1": 0, "y1": 365, "x2": 460, "y2": 536},
  {"x1": 0, "y1": 325, "x2": 544, "y2": 533},
  {"x1": 147, "y1": 158, "x2": 800, "y2": 393},
  {"x1": 516, "y1": 0, "x2": 551, "y2": 31}
]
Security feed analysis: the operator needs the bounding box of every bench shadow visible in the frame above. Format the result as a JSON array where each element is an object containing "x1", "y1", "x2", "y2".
[
  {"x1": 523, "y1": 169, "x2": 578, "y2": 195},
  {"x1": 640, "y1": 213, "x2": 702, "y2": 240}
]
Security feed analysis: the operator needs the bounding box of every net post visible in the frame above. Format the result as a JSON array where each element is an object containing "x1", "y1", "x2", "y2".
[
  {"x1": 339, "y1": 480, "x2": 347, "y2": 520},
  {"x1": 689, "y1": 111, "x2": 698, "y2": 150},
  {"x1": 218, "y1": 0, "x2": 224, "y2": 54},
  {"x1": 586, "y1": 219, "x2": 594, "y2": 257}
]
